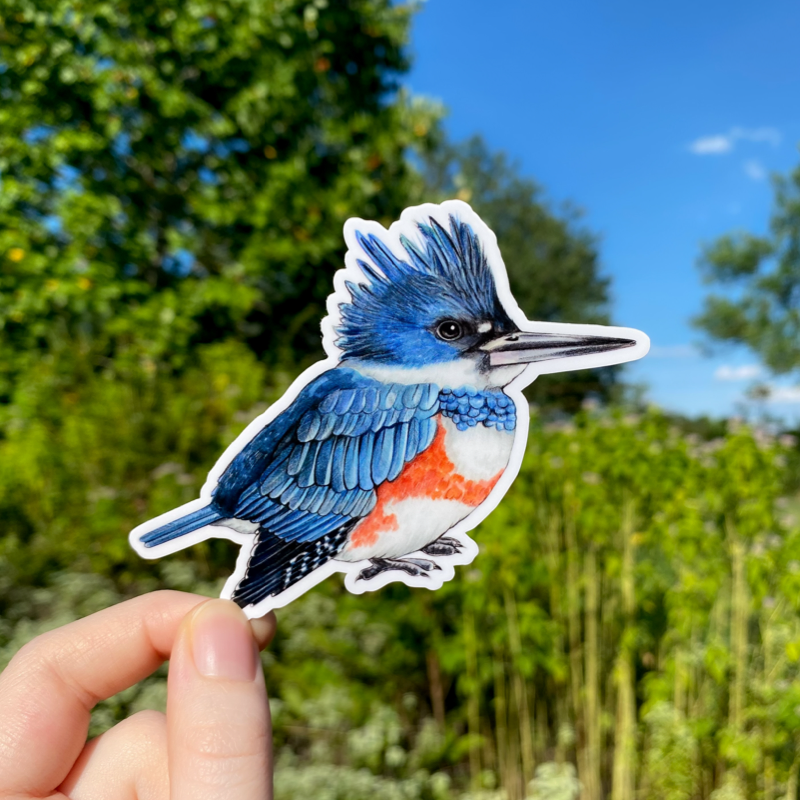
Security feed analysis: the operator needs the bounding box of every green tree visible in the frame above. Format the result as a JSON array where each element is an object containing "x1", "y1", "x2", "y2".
[
  {"x1": 0, "y1": 0, "x2": 631, "y2": 591},
  {"x1": 422, "y1": 136, "x2": 615, "y2": 412},
  {"x1": 0, "y1": 0, "x2": 436, "y2": 396},
  {"x1": 694, "y1": 159, "x2": 800, "y2": 377}
]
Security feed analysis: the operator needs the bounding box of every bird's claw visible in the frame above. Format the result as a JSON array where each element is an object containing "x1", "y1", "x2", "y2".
[
  {"x1": 406, "y1": 557, "x2": 442, "y2": 571},
  {"x1": 358, "y1": 556, "x2": 441, "y2": 581},
  {"x1": 421, "y1": 535, "x2": 463, "y2": 557}
]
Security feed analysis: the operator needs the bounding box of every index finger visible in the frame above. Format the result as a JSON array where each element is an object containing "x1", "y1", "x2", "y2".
[{"x1": 0, "y1": 590, "x2": 205, "y2": 796}]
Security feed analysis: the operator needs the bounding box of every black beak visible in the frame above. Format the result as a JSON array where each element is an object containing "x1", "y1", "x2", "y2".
[{"x1": 479, "y1": 331, "x2": 637, "y2": 367}]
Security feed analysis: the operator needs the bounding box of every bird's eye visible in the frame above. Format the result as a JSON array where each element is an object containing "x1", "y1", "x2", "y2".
[{"x1": 435, "y1": 320, "x2": 464, "y2": 341}]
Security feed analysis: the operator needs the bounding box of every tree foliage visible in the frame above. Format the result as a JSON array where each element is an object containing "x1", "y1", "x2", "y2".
[
  {"x1": 0, "y1": 1, "x2": 617, "y2": 414},
  {"x1": 0, "y1": 0, "x2": 436, "y2": 398},
  {"x1": 694, "y1": 160, "x2": 800, "y2": 376}
]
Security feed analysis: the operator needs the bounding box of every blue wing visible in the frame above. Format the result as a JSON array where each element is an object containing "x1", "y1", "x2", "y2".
[{"x1": 214, "y1": 367, "x2": 440, "y2": 544}]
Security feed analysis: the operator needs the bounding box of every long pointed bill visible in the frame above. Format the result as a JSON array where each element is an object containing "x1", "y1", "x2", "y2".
[{"x1": 480, "y1": 331, "x2": 637, "y2": 367}]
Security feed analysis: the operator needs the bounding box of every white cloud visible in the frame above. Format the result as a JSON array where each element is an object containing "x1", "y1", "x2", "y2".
[
  {"x1": 689, "y1": 135, "x2": 733, "y2": 155},
  {"x1": 688, "y1": 126, "x2": 781, "y2": 156},
  {"x1": 766, "y1": 385, "x2": 800, "y2": 404},
  {"x1": 715, "y1": 364, "x2": 762, "y2": 381},
  {"x1": 744, "y1": 159, "x2": 766, "y2": 181},
  {"x1": 649, "y1": 344, "x2": 699, "y2": 358}
]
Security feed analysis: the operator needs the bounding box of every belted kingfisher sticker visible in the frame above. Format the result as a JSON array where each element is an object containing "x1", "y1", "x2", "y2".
[{"x1": 130, "y1": 200, "x2": 650, "y2": 618}]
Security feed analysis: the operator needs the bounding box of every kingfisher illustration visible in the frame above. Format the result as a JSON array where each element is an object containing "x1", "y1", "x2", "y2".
[{"x1": 130, "y1": 200, "x2": 648, "y2": 617}]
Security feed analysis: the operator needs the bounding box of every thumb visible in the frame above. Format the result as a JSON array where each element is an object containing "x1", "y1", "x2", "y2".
[{"x1": 167, "y1": 599, "x2": 275, "y2": 800}]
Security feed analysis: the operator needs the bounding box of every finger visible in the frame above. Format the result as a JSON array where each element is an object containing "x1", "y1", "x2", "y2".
[
  {"x1": 58, "y1": 710, "x2": 169, "y2": 800},
  {"x1": 0, "y1": 591, "x2": 206, "y2": 796},
  {"x1": 249, "y1": 611, "x2": 278, "y2": 650},
  {"x1": 168, "y1": 600, "x2": 273, "y2": 800}
]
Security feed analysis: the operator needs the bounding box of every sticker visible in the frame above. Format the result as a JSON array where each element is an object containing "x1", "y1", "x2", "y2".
[{"x1": 130, "y1": 200, "x2": 649, "y2": 618}]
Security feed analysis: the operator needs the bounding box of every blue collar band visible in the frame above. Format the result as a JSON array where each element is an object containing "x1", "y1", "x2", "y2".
[{"x1": 438, "y1": 387, "x2": 516, "y2": 431}]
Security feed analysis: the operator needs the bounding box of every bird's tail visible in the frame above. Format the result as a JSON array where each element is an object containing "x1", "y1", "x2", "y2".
[
  {"x1": 231, "y1": 522, "x2": 354, "y2": 609},
  {"x1": 138, "y1": 505, "x2": 223, "y2": 548}
]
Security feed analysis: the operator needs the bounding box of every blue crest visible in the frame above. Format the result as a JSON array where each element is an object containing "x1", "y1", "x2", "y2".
[{"x1": 336, "y1": 215, "x2": 512, "y2": 366}]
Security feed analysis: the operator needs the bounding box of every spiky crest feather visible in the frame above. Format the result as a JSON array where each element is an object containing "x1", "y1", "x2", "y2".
[{"x1": 336, "y1": 215, "x2": 506, "y2": 362}]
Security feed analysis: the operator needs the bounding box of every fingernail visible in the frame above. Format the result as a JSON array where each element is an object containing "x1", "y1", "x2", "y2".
[{"x1": 191, "y1": 600, "x2": 258, "y2": 682}]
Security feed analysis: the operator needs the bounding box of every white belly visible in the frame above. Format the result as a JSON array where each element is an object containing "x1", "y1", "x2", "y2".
[
  {"x1": 338, "y1": 417, "x2": 515, "y2": 561},
  {"x1": 338, "y1": 496, "x2": 474, "y2": 560},
  {"x1": 440, "y1": 416, "x2": 514, "y2": 480}
]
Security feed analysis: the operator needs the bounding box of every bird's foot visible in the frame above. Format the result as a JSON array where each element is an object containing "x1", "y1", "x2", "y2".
[
  {"x1": 421, "y1": 535, "x2": 463, "y2": 557},
  {"x1": 358, "y1": 557, "x2": 442, "y2": 582}
]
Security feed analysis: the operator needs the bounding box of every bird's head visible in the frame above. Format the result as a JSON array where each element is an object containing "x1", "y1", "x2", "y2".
[{"x1": 329, "y1": 206, "x2": 639, "y2": 389}]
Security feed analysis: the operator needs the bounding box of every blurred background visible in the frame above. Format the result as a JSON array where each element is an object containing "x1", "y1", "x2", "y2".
[{"x1": 1, "y1": 1, "x2": 800, "y2": 798}]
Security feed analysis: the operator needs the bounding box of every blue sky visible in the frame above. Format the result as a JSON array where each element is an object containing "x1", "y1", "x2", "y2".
[{"x1": 407, "y1": 0, "x2": 800, "y2": 420}]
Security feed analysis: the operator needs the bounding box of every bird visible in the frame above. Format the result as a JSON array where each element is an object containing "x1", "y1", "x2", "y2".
[{"x1": 130, "y1": 200, "x2": 648, "y2": 616}]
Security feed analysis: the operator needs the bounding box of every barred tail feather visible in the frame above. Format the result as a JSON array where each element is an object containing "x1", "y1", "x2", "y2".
[
  {"x1": 231, "y1": 523, "x2": 354, "y2": 609},
  {"x1": 139, "y1": 505, "x2": 223, "y2": 548}
]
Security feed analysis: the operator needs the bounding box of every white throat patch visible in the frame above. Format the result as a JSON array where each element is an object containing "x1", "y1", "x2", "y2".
[{"x1": 347, "y1": 359, "x2": 526, "y2": 390}]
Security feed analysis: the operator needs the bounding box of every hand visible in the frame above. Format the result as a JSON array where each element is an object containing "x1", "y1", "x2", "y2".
[{"x1": 0, "y1": 591, "x2": 277, "y2": 799}]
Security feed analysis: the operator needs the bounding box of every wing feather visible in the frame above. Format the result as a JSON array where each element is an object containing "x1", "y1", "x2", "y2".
[
  {"x1": 317, "y1": 412, "x2": 337, "y2": 440},
  {"x1": 297, "y1": 411, "x2": 321, "y2": 442},
  {"x1": 334, "y1": 389, "x2": 356, "y2": 414},
  {"x1": 370, "y1": 409, "x2": 389, "y2": 432},
  {"x1": 287, "y1": 442, "x2": 310, "y2": 477},
  {"x1": 419, "y1": 416, "x2": 438, "y2": 451},
  {"x1": 372, "y1": 427, "x2": 394, "y2": 485},
  {"x1": 297, "y1": 440, "x2": 320, "y2": 488},
  {"x1": 405, "y1": 417, "x2": 420, "y2": 461},
  {"x1": 315, "y1": 438, "x2": 334, "y2": 485},
  {"x1": 403, "y1": 384, "x2": 423, "y2": 408},
  {"x1": 380, "y1": 384, "x2": 400, "y2": 409},
  {"x1": 350, "y1": 412, "x2": 373, "y2": 437},
  {"x1": 317, "y1": 488, "x2": 339, "y2": 516},
  {"x1": 332, "y1": 413, "x2": 350, "y2": 436},
  {"x1": 358, "y1": 432, "x2": 375, "y2": 491},
  {"x1": 330, "y1": 437, "x2": 349, "y2": 493},
  {"x1": 344, "y1": 437, "x2": 360, "y2": 491},
  {"x1": 389, "y1": 424, "x2": 409, "y2": 481},
  {"x1": 362, "y1": 387, "x2": 379, "y2": 413},
  {"x1": 223, "y1": 369, "x2": 443, "y2": 545},
  {"x1": 263, "y1": 470, "x2": 293, "y2": 498}
]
